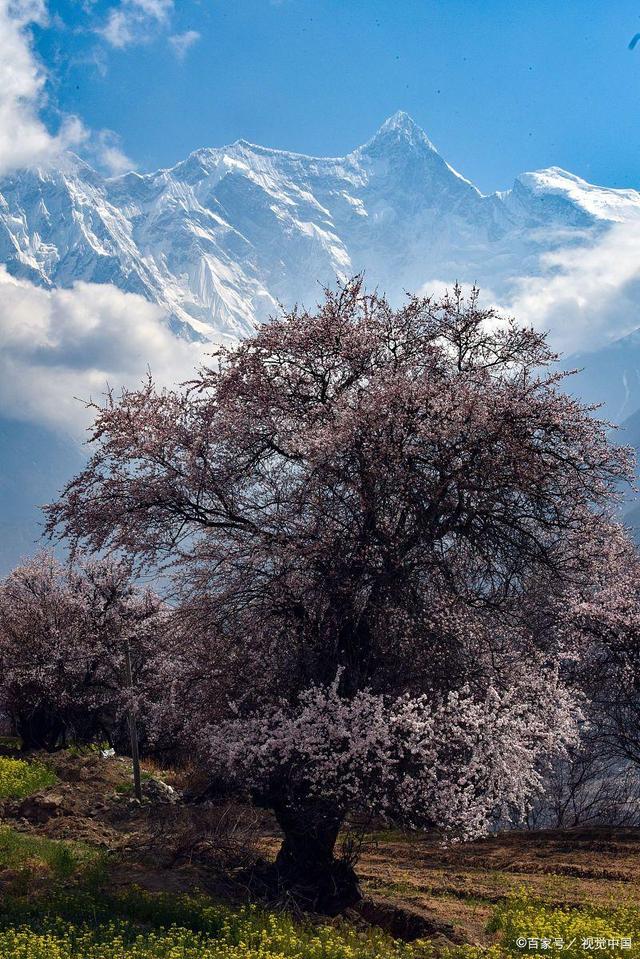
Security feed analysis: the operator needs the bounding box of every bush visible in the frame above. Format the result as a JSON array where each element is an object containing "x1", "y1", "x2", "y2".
[{"x1": 0, "y1": 757, "x2": 55, "y2": 799}]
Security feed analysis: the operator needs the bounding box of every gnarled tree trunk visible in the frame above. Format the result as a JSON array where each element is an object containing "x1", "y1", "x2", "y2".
[{"x1": 271, "y1": 799, "x2": 361, "y2": 914}]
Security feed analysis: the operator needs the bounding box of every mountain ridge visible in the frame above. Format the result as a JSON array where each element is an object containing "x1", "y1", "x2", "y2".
[{"x1": 4, "y1": 111, "x2": 640, "y2": 347}]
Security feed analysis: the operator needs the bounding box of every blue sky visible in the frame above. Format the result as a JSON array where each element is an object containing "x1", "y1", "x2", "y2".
[{"x1": 33, "y1": 0, "x2": 640, "y2": 193}]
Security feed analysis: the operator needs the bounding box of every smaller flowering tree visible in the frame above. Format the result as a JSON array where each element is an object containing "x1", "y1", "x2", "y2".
[
  {"x1": 0, "y1": 552, "x2": 165, "y2": 751},
  {"x1": 558, "y1": 525, "x2": 640, "y2": 768}
]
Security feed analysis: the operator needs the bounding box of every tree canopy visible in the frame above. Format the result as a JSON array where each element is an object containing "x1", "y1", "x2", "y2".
[{"x1": 46, "y1": 279, "x2": 636, "y2": 909}]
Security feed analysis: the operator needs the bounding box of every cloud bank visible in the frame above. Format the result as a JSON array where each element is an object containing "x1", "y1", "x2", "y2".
[
  {"x1": 3, "y1": 221, "x2": 640, "y2": 437},
  {"x1": 422, "y1": 222, "x2": 640, "y2": 359},
  {"x1": 0, "y1": 267, "x2": 208, "y2": 434},
  {"x1": 506, "y1": 222, "x2": 640, "y2": 356}
]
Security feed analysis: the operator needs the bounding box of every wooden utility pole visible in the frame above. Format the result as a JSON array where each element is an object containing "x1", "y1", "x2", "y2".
[{"x1": 124, "y1": 638, "x2": 142, "y2": 801}]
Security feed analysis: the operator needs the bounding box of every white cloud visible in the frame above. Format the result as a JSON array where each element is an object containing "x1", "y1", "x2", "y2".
[
  {"x1": 419, "y1": 223, "x2": 640, "y2": 358},
  {"x1": 168, "y1": 28, "x2": 200, "y2": 60},
  {"x1": 0, "y1": 267, "x2": 208, "y2": 433},
  {"x1": 100, "y1": 0, "x2": 173, "y2": 48},
  {"x1": 93, "y1": 129, "x2": 136, "y2": 175},
  {"x1": 0, "y1": 0, "x2": 142, "y2": 178},
  {"x1": 505, "y1": 223, "x2": 640, "y2": 356},
  {"x1": 0, "y1": 0, "x2": 87, "y2": 175}
]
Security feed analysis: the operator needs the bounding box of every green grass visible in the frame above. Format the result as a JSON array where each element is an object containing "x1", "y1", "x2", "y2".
[
  {"x1": 0, "y1": 756, "x2": 56, "y2": 800},
  {"x1": 0, "y1": 827, "x2": 103, "y2": 882}
]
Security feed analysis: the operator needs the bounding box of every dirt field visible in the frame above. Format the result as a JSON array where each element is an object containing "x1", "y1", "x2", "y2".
[{"x1": 355, "y1": 828, "x2": 640, "y2": 944}]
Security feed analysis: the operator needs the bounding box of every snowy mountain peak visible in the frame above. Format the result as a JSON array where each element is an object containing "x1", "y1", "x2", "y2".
[
  {"x1": 513, "y1": 167, "x2": 640, "y2": 222},
  {"x1": 357, "y1": 110, "x2": 439, "y2": 156},
  {"x1": 378, "y1": 110, "x2": 435, "y2": 141}
]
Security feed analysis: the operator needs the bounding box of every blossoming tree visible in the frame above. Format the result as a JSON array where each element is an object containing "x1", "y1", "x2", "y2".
[
  {"x1": 0, "y1": 551, "x2": 164, "y2": 751},
  {"x1": 560, "y1": 523, "x2": 640, "y2": 769},
  {"x1": 46, "y1": 279, "x2": 635, "y2": 910}
]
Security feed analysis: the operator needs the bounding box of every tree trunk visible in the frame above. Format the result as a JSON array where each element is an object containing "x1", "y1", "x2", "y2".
[
  {"x1": 15, "y1": 708, "x2": 65, "y2": 752},
  {"x1": 271, "y1": 800, "x2": 361, "y2": 914},
  {"x1": 124, "y1": 639, "x2": 142, "y2": 801}
]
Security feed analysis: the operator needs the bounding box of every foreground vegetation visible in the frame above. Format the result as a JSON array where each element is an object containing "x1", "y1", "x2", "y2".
[
  {"x1": 0, "y1": 883, "x2": 639, "y2": 959},
  {"x1": 0, "y1": 889, "x2": 425, "y2": 959},
  {"x1": 0, "y1": 756, "x2": 55, "y2": 800},
  {"x1": 490, "y1": 899, "x2": 640, "y2": 957},
  {"x1": 0, "y1": 827, "x2": 99, "y2": 879},
  {"x1": 1, "y1": 752, "x2": 640, "y2": 958}
]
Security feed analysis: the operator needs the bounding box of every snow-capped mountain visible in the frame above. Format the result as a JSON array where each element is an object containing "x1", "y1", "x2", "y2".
[
  {"x1": 3, "y1": 110, "x2": 640, "y2": 348},
  {"x1": 2, "y1": 111, "x2": 640, "y2": 571}
]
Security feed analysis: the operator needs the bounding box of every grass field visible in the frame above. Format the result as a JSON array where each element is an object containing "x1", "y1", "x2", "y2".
[
  {"x1": 355, "y1": 828, "x2": 640, "y2": 945},
  {"x1": 0, "y1": 751, "x2": 639, "y2": 958}
]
